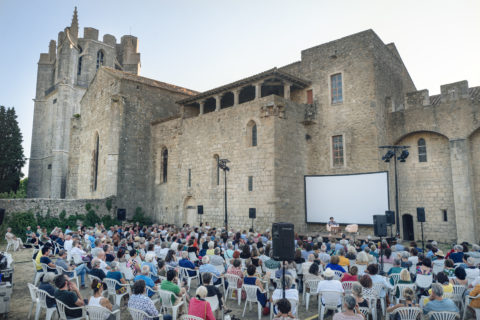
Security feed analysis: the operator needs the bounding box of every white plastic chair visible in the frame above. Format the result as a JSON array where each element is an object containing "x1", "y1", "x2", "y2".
[
  {"x1": 358, "y1": 307, "x2": 370, "y2": 319},
  {"x1": 265, "y1": 267, "x2": 277, "y2": 280},
  {"x1": 5, "y1": 236, "x2": 18, "y2": 252},
  {"x1": 224, "y1": 273, "x2": 242, "y2": 306},
  {"x1": 427, "y1": 311, "x2": 459, "y2": 320},
  {"x1": 390, "y1": 273, "x2": 401, "y2": 286},
  {"x1": 27, "y1": 283, "x2": 38, "y2": 319},
  {"x1": 304, "y1": 279, "x2": 320, "y2": 310},
  {"x1": 363, "y1": 287, "x2": 379, "y2": 320},
  {"x1": 128, "y1": 307, "x2": 159, "y2": 319},
  {"x1": 464, "y1": 294, "x2": 480, "y2": 319},
  {"x1": 56, "y1": 299, "x2": 87, "y2": 320},
  {"x1": 242, "y1": 284, "x2": 263, "y2": 320},
  {"x1": 180, "y1": 315, "x2": 204, "y2": 320},
  {"x1": 373, "y1": 282, "x2": 387, "y2": 316},
  {"x1": 333, "y1": 270, "x2": 343, "y2": 280},
  {"x1": 342, "y1": 281, "x2": 356, "y2": 295},
  {"x1": 205, "y1": 295, "x2": 223, "y2": 319},
  {"x1": 432, "y1": 260, "x2": 445, "y2": 275},
  {"x1": 86, "y1": 305, "x2": 120, "y2": 320},
  {"x1": 415, "y1": 274, "x2": 433, "y2": 289},
  {"x1": 451, "y1": 285, "x2": 466, "y2": 311},
  {"x1": 388, "y1": 306, "x2": 422, "y2": 320},
  {"x1": 179, "y1": 267, "x2": 200, "y2": 290},
  {"x1": 188, "y1": 252, "x2": 198, "y2": 262},
  {"x1": 382, "y1": 263, "x2": 393, "y2": 273},
  {"x1": 35, "y1": 289, "x2": 58, "y2": 320},
  {"x1": 40, "y1": 263, "x2": 51, "y2": 275},
  {"x1": 104, "y1": 278, "x2": 131, "y2": 306},
  {"x1": 158, "y1": 288, "x2": 184, "y2": 320},
  {"x1": 72, "y1": 253, "x2": 84, "y2": 265},
  {"x1": 354, "y1": 264, "x2": 368, "y2": 274},
  {"x1": 146, "y1": 286, "x2": 161, "y2": 306},
  {"x1": 56, "y1": 265, "x2": 80, "y2": 287},
  {"x1": 318, "y1": 291, "x2": 342, "y2": 320},
  {"x1": 270, "y1": 298, "x2": 299, "y2": 320}
]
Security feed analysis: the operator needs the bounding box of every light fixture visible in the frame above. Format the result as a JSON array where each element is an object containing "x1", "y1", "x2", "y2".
[
  {"x1": 398, "y1": 150, "x2": 409, "y2": 162},
  {"x1": 382, "y1": 150, "x2": 395, "y2": 162}
]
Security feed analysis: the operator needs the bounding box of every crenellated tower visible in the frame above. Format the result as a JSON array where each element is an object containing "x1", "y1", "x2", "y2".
[{"x1": 28, "y1": 8, "x2": 141, "y2": 198}]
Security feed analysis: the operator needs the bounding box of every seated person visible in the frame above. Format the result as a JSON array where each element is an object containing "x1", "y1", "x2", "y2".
[
  {"x1": 39, "y1": 246, "x2": 57, "y2": 273},
  {"x1": 160, "y1": 269, "x2": 187, "y2": 306},
  {"x1": 423, "y1": 272, "x2": 453, "y2": 304},
  {"x1": 55, "y1": 249, "x2": 88, "y2": 288},
  {"x1": 423, "y1": 283, "x2": 459, "y2": 317},
  {"x1": 325, "y1": 255, "x2": 346, "y2": 273},
  {"x1": 271, "y1": 275, "x2": 299, "y2": 316},
  {"x1": 332, "y1": 295, "x2": 363, "y2": 320},
  {"x1": 88, "y1": 279, "x2": 118, "y2": 320},
  {"x1": 317, "y1": 268, "x2": 344, "y2": 305},
  {"x1": 106, "y1": 261, "x2": 128, "y2": 294},
  {"x1": 128, "y1": 280, "x2": 160, "y2": 320},
  {"x1": 54, "y1": 274, "x2": 85, "y2": 318},
  {"x1": 90, "y1": 258, "x2": 107, "y2": 280},
  {"x1": 387, "y1": 287, "x2": 418, "y2": 316},
  {"x1": 38, "y1": 272, "x2": 57, "y2": 309},
  {"x1": 141, "y1": 253, "x2": 158, "y2": 282},
  {"x1": 203, "y1": 272, "x2": 229, "y2": 312},
  {"x1": 5, "y1": 227, "x2": 24, "y2": 250},
  {"x1": 341, "y1": 266, "x2": 358, "y2": 282},
  {"x1": 352, "y1": 282, "x2": 369, "y2": 307},
  {"x1": 178, "y1": 251, "x2": 197, "y2": 276},
  {"x1": 188, "y1": 286, "x2": 215, "y2": 320},
  {"x1": 199, "y1": 256, "x2": 222, "y2": 285},
  {"x1": 366, "y1": 263, "x2": 393, "y2": 298},
  {"x1": 273, "y1": 299, "x2": 297, "y2": 320},
  {"x1": 134, "y1": 265, "x2": 158, "y2": 298},
  {"x1": 244, "y1": 264, "x2": 270, "y2": 313}
]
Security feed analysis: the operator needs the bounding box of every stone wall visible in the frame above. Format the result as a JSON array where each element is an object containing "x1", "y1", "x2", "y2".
[{"x1": 0, "y1": 196, "x2": 116, "y2": 218}]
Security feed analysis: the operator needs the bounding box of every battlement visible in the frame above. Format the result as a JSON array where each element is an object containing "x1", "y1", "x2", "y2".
[{"x1": 400, "y1": 80, "x2": 477, "y2": 111}]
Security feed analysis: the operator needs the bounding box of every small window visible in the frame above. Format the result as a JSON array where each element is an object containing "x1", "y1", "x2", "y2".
[
  {"x1": 442, "y1": 209, "x2": 448, "y2": 222},
  {"x1": 188, "y1": 169, "x2": 191, "y2": 188},
  {"x1": 331, "y1": 73, "x2": 343, "y2": 104},
  {"x1": 93, "y1": 134, "x2": 100, "y2": 191},
  {"x1": 418, "y1": 138, "x2": 427, "y2": 162},
  {"x1": 248, "y1": 176, "x2": 253, "y2": 191},
  {"x1": 162, "y1": 148, "x2": 168, "y2": 183},
  {"x1": 77, "y1": 46, "x2": 83, "y2": 76},
  {"x1": 307, "y1": 89, "x2": 313, "y2": 104},
  {"x1": 47, "y1": 164, "x2": 52, "y2": 169},
  {"x1": 96, "y1": 50, "x2": 105, "y2": 70},
  {"x1": 53, "y1": 98, "x2": 57, "y2": 104},
  {"x1": 247, "y1": 120, "x2": 258, "y2": 147},
  {"x1": 332, "y1": 135, "x2": 344, "y2": 166},
  {"x1": 252, "y1": 124, "x2": 257, "y2": 147}
]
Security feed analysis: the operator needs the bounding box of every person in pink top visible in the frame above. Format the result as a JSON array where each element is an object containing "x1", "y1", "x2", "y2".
[{"x1": 187, "y1": 286, "x2": 215, "y2": 320}]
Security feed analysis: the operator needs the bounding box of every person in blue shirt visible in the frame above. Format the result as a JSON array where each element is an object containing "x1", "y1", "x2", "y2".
[
  {"x1": 88, "y1": 232, "x2": 96, "y2": 249},
  {"x1": 134, "y1": 265, "x2": 158, "y2": 297},
  {"x1": 199, "y1": 256, "x2": 222, "y2": 285},
  {"x1": 449, "y1": 245, "x2": 464, "y2": 264},
  {"x1": 423, "y1": 283, "x2": 459, "y2": 318},
  {"x1": 106, "y1": 261, "x2": 128, "y2": 293},
  {"x1": 325, "y1": 255, "x2": 346, "y2": 273},
  {"x1": 179, "y1": 251, "x2": 197, "y2": 276},
  {"x1": 39, "y1": 246, "x2": 57, "y2": 273}
]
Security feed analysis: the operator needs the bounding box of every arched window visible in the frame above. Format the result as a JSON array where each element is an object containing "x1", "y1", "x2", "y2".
[
  {"x1": 92, "y1": 133, "x2": 100, "y2": 191},
  {"x1": 418, "y1": 138, "x2": 427, "y2": 162},
  {"x1": 77, "y1": 46, "x2": 83, "y2": 76},
  {"x1": 96, "y1": 50, "x2": 104, "y2": 70},
  {"x1": 213, "y1": 154, "x2": 220, "y2": 186},
  {"x1": 162, "y1": 148, "x2": 168, "y2": 183},
  {"x1": 246, "y1": 120, "x2": 258, "y2": 147}
]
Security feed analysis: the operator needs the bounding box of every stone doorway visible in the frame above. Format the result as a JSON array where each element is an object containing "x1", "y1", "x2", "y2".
[
  {"x1": 184, "y1": 197, "x2": 197, "y2": 227},
  {"x1": 402, "y1": 214, "x2": 414, "y2": 241}
]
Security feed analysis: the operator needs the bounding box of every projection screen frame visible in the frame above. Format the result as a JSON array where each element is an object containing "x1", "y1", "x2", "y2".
[{"x1": 304, "y1": 171, "x2": 390, "y2": 226}]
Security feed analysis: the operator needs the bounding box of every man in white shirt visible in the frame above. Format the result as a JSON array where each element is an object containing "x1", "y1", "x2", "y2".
[
  {"x1": 317, "y1": 268, "x2": 344, "y2": 305},
  {"x1": 367, "y1": 264, "x2": 393, "y2": 298},
  {"x1": 272, "y1": 275, "x2": 299, "y2": 316},
  {"x1": 302, "y1": 254, "x2": 315, "y2": 275},
  {"x1": 64, "y1": 234, "x2": 73, "y2": 252}
]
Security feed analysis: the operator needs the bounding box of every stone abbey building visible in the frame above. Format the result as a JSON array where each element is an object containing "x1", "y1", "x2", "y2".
[{"x1": 27, "y1": 9, "x2": 480, "y2": 243}]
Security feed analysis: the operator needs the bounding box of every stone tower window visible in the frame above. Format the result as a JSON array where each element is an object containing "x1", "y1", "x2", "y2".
[
  {"x1": 248, "y1": 176, "x2": 253, "y2": 191},
  {"x1": 213, "y1": 154, "x2": 220, "y2": 186},
  {"x1": 77, "y1": 46, "x2": 83, "y2": 76},
  {"x1": 92, "y1": 133, "x2": 100, "y2": 191},
  {"x1": 418, "y1": 138, "x2": 427, "y2": 162},
  {"x1": 162, "y1": 148, "x2": 168, "y2": 183},
  {"x1": 96, "y1": 50, "x2": 105, "y2": 70},
  {"x1": 332, "y1": 135, "x2": 344, "y2": 166},
  {"x1": 246, "y1": 120, "x2": 258, "y2": 147},
  {"x1": 330, "y1": 73, "x2": 343, "y2": 104}
]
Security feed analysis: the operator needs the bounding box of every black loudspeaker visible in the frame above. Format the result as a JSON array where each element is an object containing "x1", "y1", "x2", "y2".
[
  {"x1": 373, "y1": 215, "x2": 388, "y2": 237},
  {"x1": 385, "y1": 210, "x2": 395, "y2": 225},
  {"x1": 417, "y1": 207, "x2": 425, "y2": 222},
  {"x1": 197, "y1": 205, "x2": 203, "y2": 215},
  {"x1": 0, "y1": 208, "x2": 5, "y2": 226},
  {"x1": 249, "y1": 208, "x2": 256, "y2": 219},
  {"x1": 272, "y1": 222, "x2": 295, "y2": 261},
  {"x1": 117, "y1": 208, "x2": 126, "y2": 221}
]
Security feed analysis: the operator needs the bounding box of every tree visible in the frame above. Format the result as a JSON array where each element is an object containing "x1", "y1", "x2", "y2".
[{"x1": 0, "y1": 106, "x2": 26, "y2": 193}]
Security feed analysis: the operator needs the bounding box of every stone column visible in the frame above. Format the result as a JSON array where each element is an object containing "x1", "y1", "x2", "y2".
[
  {"x1": 255, "y1": 82, "x2": 262, "y2": 99},
  {"x1": 233, "y1": 89, "x2": 240, "y2": 106},
  {"x1": 215, "y1": 95, "x2": 221, "y2": 111},
  {"x1": 284, "y1": 83, "x2": 291, "y2": 100},
  {"x1": 199, "y1": 100, "x2": 205, "y2": 115},
  {"x1": 449, "y1": 139, "x2": 476, "y2": 243}
]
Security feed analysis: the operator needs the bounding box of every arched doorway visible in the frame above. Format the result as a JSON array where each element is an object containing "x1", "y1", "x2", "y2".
[
  {"x1": 402, "y1": 214, "x2": 414, "y2": 241},
  {"x1": 184, "y1": 197, "x2": 197, "y2": 227}
]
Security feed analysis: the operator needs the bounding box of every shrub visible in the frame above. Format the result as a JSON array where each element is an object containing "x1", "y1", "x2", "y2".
[
  {"x1": 131, "y1": 207, "x2": 152, "y2": 225},
  {"x1": 105, "y1": 198, "x2": 113, "y2": 212}
]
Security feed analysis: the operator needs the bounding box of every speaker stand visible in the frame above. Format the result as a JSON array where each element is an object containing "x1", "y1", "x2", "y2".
[
  {"x1": 379, "y1": 236, "x2": 384, "y2": 275},
  {"x1": 420, "y1": 221, "x2": 425, "y2": 252},
  {"x1": 390, "y1": 224, "x2": 393, "y2": 239},
  {"x1": 282, "y1": 261, "x2": 286, "y2": 299},
  {"x1": 251, "y1": 218, "x2": 254, "y2": 232}
]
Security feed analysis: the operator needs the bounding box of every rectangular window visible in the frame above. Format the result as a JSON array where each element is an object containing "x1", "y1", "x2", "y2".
[
  {"x1": 331, "y1": 73, "x2": 343, "y2": 104},
  {"x1": 248, "y1": 176, "x2": 253, "y2": 191},
  {"x1": 442, "y1": 209, "x2": 448, "y2": 222},
  {"x1": 307, "y1": 89, "x2": 313, "y2": 104},
  {"x1": 188, "y1": 169, "x2": 191, "y2": 187},
  {"x1": 53, "y1": 98, "x2": 57, "y2": 104},
  {"x1": 332, "y1": 135, "x2": 344, "y2": 166}
]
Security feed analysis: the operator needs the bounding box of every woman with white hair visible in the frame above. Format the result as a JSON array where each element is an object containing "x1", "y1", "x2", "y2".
[
  {"x1": 271, "y1": 275, "x2": 299, "y2": 316},
  {"x1": 106, "y1": 261, "x2": 128, "y2": 294},
  {"x1": 206, "y1": 241, "x2": 215, "y2": 255},
  {"x1": 333, "y1": 295, "x2": 364, "y2": 320},
  {"x1": 187, "y1": 286, "x2": 215, "y2": 320}
]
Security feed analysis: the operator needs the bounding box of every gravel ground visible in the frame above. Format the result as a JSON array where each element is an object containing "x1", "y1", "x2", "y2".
[{"x1": 2, "y1": 247, "x2": 323, "y2": 320}]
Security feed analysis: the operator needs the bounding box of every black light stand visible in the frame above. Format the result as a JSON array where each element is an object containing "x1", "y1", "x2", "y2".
[
  {"x1": 379, "y1": 236, "x2": 384, "y2": 275},
  {"x1": 421, "y1": 221, "x2": 425, "y2": 252},
  {"x1": 282, "y1": 261, "x2": 286, "y2": 299},
  {"x1": 218, "y1": 159, "x2": 230, "y2": 230},
  {"x1": 380, "y1": 145, "x2": 410, "y2": 237}
]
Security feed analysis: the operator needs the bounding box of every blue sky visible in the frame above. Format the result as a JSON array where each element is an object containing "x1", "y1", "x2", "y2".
[{"x1": 1, "y1": 0, "x2": 479, "y2": 176}]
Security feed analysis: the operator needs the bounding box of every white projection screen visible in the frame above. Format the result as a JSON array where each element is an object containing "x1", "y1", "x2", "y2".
[{"x1": 305, "y1": 172, "x2": 389, "y2": 225}]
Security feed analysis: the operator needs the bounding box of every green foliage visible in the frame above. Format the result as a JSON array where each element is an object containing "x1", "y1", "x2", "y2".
[
  {"x1": 85, "y1": 209, "x2": 101, "y2": 227},
  {"x1": 105, "y1": 198, "x2": 113, "y2": 212},
  {"x1": 131, "y1": 207, "x2": 152, "y2": 225},
  {"x1": 3, "y1": 211, "x2": 36, "y2": 237},
  {"x1": 85, "y1": 203, "x2": 92, "y2": 211},
  {"x1": 73, "y1": 113, "x2": 81, "y2": 119},
  {"x1": 0, "y1": 106, "x2": 26, "y2": 193},
  {"x1": 101, "y1": 215, "x2": 120, "y2": 228},
  {"x1": 0, "y1": 177, "x2": 28, "y2": 198}
]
